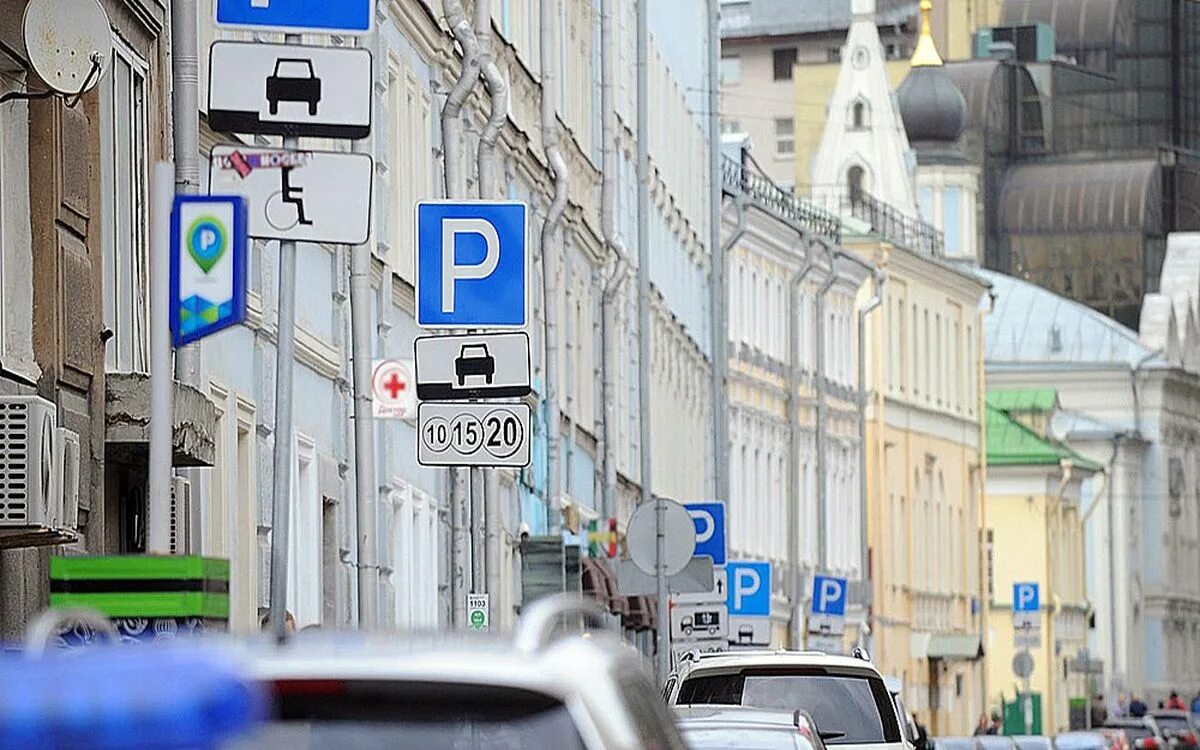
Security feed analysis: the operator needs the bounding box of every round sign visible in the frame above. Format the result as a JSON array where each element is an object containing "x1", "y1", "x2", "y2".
[
  {"x1": 1012, "y1": 650, "x2": 1034, "y2": 678},
  {"x1": 449, "y1": 413, "x2": 484, "y2": 454},
  {"x1": 372, "y1": 360, "x2": 413, "y2": 403},
  {"x1": 420, "y1": 416, "x2": 451, "y2": 454},
  {"x1": 469, "y1": 610, "x2": 486, "y2": 629},
  {"x1": 482, "y1": 408, "x2": 524, "y2": 459},
  {"x1": 626, "y1": 498, "x2": 696, "y2": 577}
]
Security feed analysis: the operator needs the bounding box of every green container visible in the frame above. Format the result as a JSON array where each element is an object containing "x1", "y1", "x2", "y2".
[
  {"x1": 50, "y1": 555, "x2": 230, "y2": 620},
  {"x1": 1002, "y1": 693, "x2": 1043, "y2": 735}
]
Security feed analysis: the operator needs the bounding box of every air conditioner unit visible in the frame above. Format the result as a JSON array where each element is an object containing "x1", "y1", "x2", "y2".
[
  {"x1": 56, "y1": 428, "x2": 81, "y2": 531},
  {"x1": 0, "y1": 396, "x2": 59, "y2": 528},
  {"x1": 169, "y1": 476, "x2": 194, "y2": 555}
]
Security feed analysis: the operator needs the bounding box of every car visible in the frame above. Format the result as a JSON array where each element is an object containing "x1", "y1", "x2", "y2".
[
  {"x1": 227, "y1": 596, "x2": 686, "y2": 750},
  {"x1": 664, "y1": 649, "x2": 906, "y2": 750},
  {"x1": 978, "y1": 736, "x2": 1017, "y2": 750},
  {"x1": 265, "y1": 58, "x2": 322, "y2": 116},
  {"x1": 931, "y1": 737, "x2": 978, "y2": 750},
  {"x1": 1149, "y1": 711, "x2": 1199, "y2": 748},
  {"x1": 1106, "y1": 717, "x2": 1168, "y2": 750},
  {"x1": 677, "y1": 706, "x2": 829, "y2": 750},
  {"x1": 455, "y1": 343, "x2": 496, "y2": 385},
  {"x1": 1057, "y1": 730, "x2": 1126, "y2": 750},
  {"x1": 1013, "y1": 735, "x2": 1055, "y2": 750}
]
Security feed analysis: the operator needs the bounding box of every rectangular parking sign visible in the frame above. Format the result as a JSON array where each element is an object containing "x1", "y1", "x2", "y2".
[
  {"x1": 685, "y1": 502, "x2": 726, "y2": 566},
  {"x1": 170, "y1": 195, "x2": 249, "y2": 347},
  {"x1": 215, "y1": 0, "x2": 374, "y2": 35},
  {"x1": 726, "y1": 561, "x2": 771, "y2": 617},
  {"x1": 1013, "y1": 582, "x2": 1040, "y2": 612},
  {"x1": 416, "y1": 201, "x2": 528, "y2": 328},
  {"x1": 809, "y1": 574, "x2": 848, "y2": 635}
]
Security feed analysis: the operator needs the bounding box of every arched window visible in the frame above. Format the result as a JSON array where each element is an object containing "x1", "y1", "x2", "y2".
[
  {"x1": 847, "y1": 165, "x2": 865, "y2": 200},
  {"x1": 852, "y1": 100, "x2": 869, "y2": 129}
]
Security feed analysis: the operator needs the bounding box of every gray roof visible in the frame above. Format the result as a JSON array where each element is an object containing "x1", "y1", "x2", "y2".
[
  {"x1": 720, "y1": 0, "x2": 917, "y2": 40},
  {"x1": 1050, "y1": 409, "x2": 1129, "y2": 442},
  {"x1": 977, "y1": 267, "x2": 1165, "y2": 367}
]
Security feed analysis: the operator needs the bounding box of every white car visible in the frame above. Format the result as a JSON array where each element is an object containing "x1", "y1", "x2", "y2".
[
  {"x1": 226, "y1": 597, "x2": 687, "y2": 750},
  {"x1": 677, "y1": 705, "x2": 830, "y2": 750},
  {"x1": 664, "y1": 649, "x2": 908, "y2": 750}
]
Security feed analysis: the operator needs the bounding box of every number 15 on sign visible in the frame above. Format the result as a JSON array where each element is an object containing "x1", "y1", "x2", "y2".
[{"x1": 417, "y1": 402, "x2": 531, "y2": 468}]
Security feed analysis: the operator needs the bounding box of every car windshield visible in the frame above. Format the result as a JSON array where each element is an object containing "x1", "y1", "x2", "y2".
[
  {"x1": 274, "y1": 60, "x2": 312, "y2": 77},
  {"x1": 675, "y1": 670, "x2": 900, "y2": 745},
  {"x1": 682, "y1": 726, "x2": 811, "y2": 750},
  {"x1": 1109, "y1": 724, "x2": 1151, "y2": 740},
  {"x1": 1157, "y1": 717, "x2": 1191, "y2": 732},
  {"x1": 225, "y1": 679, "x2": 587, "y2": 750}
]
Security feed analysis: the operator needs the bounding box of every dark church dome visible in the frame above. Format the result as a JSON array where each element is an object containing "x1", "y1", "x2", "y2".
[{"x1": 898, "y1": 65, "x2": 967, "y2": 143}]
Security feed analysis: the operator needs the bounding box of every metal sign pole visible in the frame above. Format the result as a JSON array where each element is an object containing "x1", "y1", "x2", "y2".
[
  {"x1": 268, "y1": 33, "x2": 302, "y2": 643},
  {"x1": 1024, "y1": 657, "x2": 1034, "y2": 736},
  {"x1": 147, "y1": 162, "x2": 175, "y2": 554}
]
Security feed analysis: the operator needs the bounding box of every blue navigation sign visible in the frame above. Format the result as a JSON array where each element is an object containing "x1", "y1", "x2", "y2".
[
  {"x1": 215, "y1": 0, "x2": 374, "y2": 35},
  {"x1": 812, "y1": 575, "x2": 848, "y2": 617},
  {"x1": 1013, "y1": 582, "x2": 1040, "y2": 612},
  {"x1": 416, "y1": 201, "x2": 528, "y2": 328},
  {"x1": 685, "y1": 502, "x2": 727, "y2": 566},
  {"x1": 170, "y1": 195, "x2": 249, "y2": 347},
  {"x1": 726, "y1": 561, "x2": 771, "y2": 617}
]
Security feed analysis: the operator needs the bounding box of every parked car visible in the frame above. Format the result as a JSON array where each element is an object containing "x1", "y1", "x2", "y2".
[
  {"x1": 677, "y1": 706, "x2": 828, "y2": 750},
  {"x1": 1150, "y1": 711, "x2": 1200, "y2": 748},
  {"x1": 930, "y1": 737, "x2": 977, "y2": 750},
  {"x1": 1106, "y1": 717, "x2": 1168, "y2": 750},
  {"x1": 1058, "y1": 730, "x2": 1127, "y2": 750},
  {"x1": 1014, "y1": 736, "x2": 1054, "y2": 750},
  {"x1": 664, "y1": 649, "x2": 906, "y2": 750},
  {"x1": 228, "y1": 596, "x2": 686, "y2": 750},
  {"x1": 978, "y1": 736, "x2": 1018, "y2": 750}
]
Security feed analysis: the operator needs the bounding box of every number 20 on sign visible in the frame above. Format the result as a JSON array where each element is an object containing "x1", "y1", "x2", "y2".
[{"x1": 417, "y1": 402, "x2": 531, "y2": 468}]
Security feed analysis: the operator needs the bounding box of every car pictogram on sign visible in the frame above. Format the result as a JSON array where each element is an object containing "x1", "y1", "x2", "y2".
[
  {"x1": 455, "y1": 343, "x2": 495, "y2": 386},
  {"x1": 266, "y1": 58, "x2": 321, "y2": 116}
]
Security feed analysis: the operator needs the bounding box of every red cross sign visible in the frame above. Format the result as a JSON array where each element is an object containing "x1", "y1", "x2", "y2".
[{"x1": 372, "y1": 359, "x2": 416, "y2": 420}]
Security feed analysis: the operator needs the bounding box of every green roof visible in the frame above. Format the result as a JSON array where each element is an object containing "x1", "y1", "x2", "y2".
[
  {"x1": 986, "y1": 404, "x2": 1102, "y2": 471},
  {"x1": 986, "y1": 388, "x2": 1059, "y2": 412}
]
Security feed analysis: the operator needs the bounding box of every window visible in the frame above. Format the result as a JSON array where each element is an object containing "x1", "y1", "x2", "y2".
[
  {"x1": 0, "y1": 64, "x2": 35, "y2": 381},
  {"x1": 773, "y1": 47, "x2": 797, "y2": 81},
  {"x1": 851, "y1": 99, "x2": 870, "y2": 129},
  {"x1": 287, "y1": 434, "x2": 321, "y2": 628},
  {"x1": 386, "y1": 55, "x2": 433, "y2": 283},
  {"x1": 100, "y1": 37, "x2": 150, "y2": 373},
  {"x1": 774, "y1": 117, "x2": 795, "y2": 156},
  {"x1": 720, "y1": 55, "x2": 742, "y2": 84}
]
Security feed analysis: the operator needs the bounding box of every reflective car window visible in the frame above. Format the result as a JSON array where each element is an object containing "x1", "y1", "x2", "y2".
[{"x1": 683, "y1": 727, "x2": 811, "y2": 750}]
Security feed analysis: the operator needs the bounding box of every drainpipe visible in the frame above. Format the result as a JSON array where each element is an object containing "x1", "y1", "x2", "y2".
[
  {"x1": 815, "y1": 241, "x2": 839, "y2": 572},
  {"x1": 599, "y1": 0, "x2": 630, "y2": 522},
  {"x1": 1049, "y1": 458, "x2": 1074, "y2": 731},
  {"x1": 170, "y1": 0, "x2": 201, "y2": 384},
  {"x1": 1131, "y1": 349, "x2": 1162, "y2": 439},
  {"x1": 540, "y1": 0, "x2": 570, "y2": 533},
  {"x1": 707, "y1": 0, "x2": 727, "y2": 504},
  {"x1": 474, "y1": 0, "x2": 509, "y2": 625},
  {"x1": 787, "y1": 236, "x2": 818, "y2": 648},
  {"x1": 441, "y1": 0, "x2": 484, "y2": 628},
  {"x1": 565, "y1": 275, "x2": 576, "y2": 504},
  {"x1": 857, "y1": 267, "x2": 885, "y2": 595}
]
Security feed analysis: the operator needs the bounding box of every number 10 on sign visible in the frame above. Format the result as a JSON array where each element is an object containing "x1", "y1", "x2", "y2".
[{"x1": 417, "y1": 402, "x2": 531, "y2": 468}]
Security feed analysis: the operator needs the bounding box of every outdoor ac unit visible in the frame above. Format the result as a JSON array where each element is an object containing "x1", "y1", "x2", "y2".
[
  {"x1": 56, "y1": 428, "x2": 81, "y2": 531},
  {"x1": 0, "y1": 396, "x2": 59, "y2": 528},
  {"x1": 169, "y1": 476, "x2": 194, "y2": 555}
]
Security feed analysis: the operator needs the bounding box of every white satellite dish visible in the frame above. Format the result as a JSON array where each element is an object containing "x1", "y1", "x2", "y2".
[{"x1": 22, "y1": 0, "x2": 112, "y2": 96}]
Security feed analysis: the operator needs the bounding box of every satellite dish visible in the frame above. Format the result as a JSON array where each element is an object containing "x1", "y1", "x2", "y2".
[{"x1": 22, "y1": 0, "x2": 111, "y2": 96}]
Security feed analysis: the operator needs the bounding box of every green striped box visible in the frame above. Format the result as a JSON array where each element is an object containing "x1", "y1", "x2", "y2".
[{"x1": 50, "y1": 555, "x2": 230, "y2": 621}]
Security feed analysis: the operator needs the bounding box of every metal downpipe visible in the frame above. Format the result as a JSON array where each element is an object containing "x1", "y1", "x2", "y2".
[
  {"x1": 856, "y1": 267, "x2": 885, "y2": 626},
  {"x1": 540, "y1": 0, "x2": 570, "y2": 533},
  {"x1": 707, "y1": 0, "x2": 727, "y2": 505},
  {"x1": 787, "y1": 237, "x2": 818, "y2": 648},
  {"x1": 814, "y1": 241, "x2": 838, "y2": 573},
  {"x1": 170, "y1": 0, "x2": 202, "y2": 384}
]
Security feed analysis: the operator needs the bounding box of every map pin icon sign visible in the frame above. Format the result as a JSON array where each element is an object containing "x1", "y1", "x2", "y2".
[{"x1": 188, "y1": 218, "x2": 227, "y2": 274}]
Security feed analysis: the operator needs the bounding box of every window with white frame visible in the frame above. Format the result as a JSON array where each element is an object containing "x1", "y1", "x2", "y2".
[
  {"x1": 287, "y1": 434, "x2": 322, "y2": 628},
  {"x1": 0, "y1": 60, "x2": 36, "y2": 381},
  {"x1": 387, "y1": 54, "x2": 432, "y2": 284},
  {"x1": 774, "y1": 117, "x2": 795, "y2": 156},
  {"x1": 100, "y1": 36, "x2": 150, "y2": 373}
]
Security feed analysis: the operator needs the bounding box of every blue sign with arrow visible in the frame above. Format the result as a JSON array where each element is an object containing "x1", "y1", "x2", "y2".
[{"x1": 215, "y1": 0, "x2": 374, "y2": 35}]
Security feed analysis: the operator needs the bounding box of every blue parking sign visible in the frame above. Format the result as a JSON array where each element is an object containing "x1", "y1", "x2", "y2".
[
  {"x1": 1013, "y1": 582, "x2": 1040, "y2": 612},
  {"x1": 811, "y1": 575, "x2": 847, "y2": 617},
  {"x1": 727, "y1": 561, "x2": 771, "y2": 616},
  {"x1": 215, "y1": 0, "x2": 374, "y2": 35},
  {"x1": 685, "y1": 502, "x2": 726, "y2": 565},
  {"x1": 170, "y1": 195, "x2": 248, "y2": 347},
  {"x1": 416, "y1": 202, "x2": 528, "y2": 328}
]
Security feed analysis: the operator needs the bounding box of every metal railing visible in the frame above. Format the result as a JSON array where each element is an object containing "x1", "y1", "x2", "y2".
[
  {"x1": 806, "y1": 184, "x2": 944, "y2": 257},
  {"x1": 721, "y1": 154, "x2": 842, "y2": 242}
]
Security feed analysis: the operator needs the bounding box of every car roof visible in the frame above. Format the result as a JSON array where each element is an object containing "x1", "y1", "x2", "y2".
[
  {"x1": 1151, "y1": 711, "x2": 1190, "y2": 718},
  {"x1": 676, "y1": 650, "x2": 882, "y2": 676},
  {"x1": 677, "y1": 706, "x2": 802, "y2": 726}
]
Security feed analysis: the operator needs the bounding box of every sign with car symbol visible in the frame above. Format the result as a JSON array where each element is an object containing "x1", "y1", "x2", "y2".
[
  {"x1": 671, "y1": 603, "x2": 729, "y2": 641},
  {"x1": 417, "y1": 402, "x2": 531, "y2": 468},
  {"x1": 208, "y1": 42, "x2": 372, "y2": 140},
  {"x1": 209, "y1": 145, "x2": 372, "y2": 245},
  {"x1": 414, "y1": 332, "x2": 531, "y2": 401}
]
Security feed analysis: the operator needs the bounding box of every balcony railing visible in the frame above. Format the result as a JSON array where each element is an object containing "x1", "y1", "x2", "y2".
[
  {"x1": 721, "y1": 154, "x2": 842, "y2": 243},
  {"x1": 807, "y1": 186, "x2": 945, "y2": 257}
]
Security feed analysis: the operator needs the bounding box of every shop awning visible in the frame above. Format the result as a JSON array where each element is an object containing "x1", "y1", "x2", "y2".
[{"x1": 927, "y1": 634, "x2": 985, "y2": 660}]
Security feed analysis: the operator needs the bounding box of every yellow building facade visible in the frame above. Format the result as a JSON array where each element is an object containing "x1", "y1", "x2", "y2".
[
  {"x1": 851, "y1": 238, "x2": 990, "y2": 736},
  {"x1": 984, "y1": 391, "x2": 1097, "y2": 734}
]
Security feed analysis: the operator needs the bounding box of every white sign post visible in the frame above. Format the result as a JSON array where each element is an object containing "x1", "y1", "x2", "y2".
[
  {"x1": 371, "y1": 359, "x2": 416, "y2": 420},
  {"x1": 209, "y1": 145, "x2": 372, "y2": 245}
]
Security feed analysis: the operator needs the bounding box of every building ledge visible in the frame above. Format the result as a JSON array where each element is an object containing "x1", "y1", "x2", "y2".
[{"x1": 104, "y1": 373, "x2": 217, "y2": 467}]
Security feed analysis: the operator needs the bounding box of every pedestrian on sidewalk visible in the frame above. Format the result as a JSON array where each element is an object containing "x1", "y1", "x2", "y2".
[
  {"x1": 1130, "y1": 695, "x2": 1148, "y2": 717},
  {"x1": 974, "y1": 713, "x2": 992, "y2": 736},
  {"x1": 1189, "y1": 691, "x2": 1200, "y2": 715},
  {"x1": 1168, "y1": 692, "x2": 1187, "y2": 711}
]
